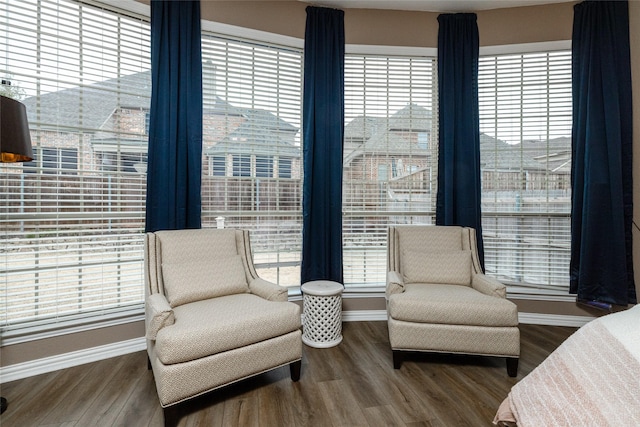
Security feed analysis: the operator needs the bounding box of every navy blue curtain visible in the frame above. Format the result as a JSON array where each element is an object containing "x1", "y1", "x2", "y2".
[
  {"x1": 301, "y1": 6, "x2": 345, "y2": 284},
  {"x1": 570, "y1": 0, "x2": 635, "y2": 306},
  {"x1": 435, "y1": 13, "x2": 484, "y2": 267},
  {"x1": 145, "y1": 0, "x2": 203, "y2": 232}
]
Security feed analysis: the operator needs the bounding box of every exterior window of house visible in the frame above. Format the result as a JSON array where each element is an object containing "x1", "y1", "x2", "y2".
[
  {"x1": 278, "y1": 158, "x2": 292, "y2": 179},
  {"x1": 343, "y1": 53, "x2": 438, "y2": 288},
  {"x1": 377, "y1": 164, "x2": 389, "y2": 181},
  {"x1": 417, "y1": 132, "x2": 429, "y2": 149},
  {"x1": 100, "y1": 152, "x2": 146, "y2": 173},
  {"x1": 120, "y1": 153, "x2": 147, "y2": 174},
  {"x1": 0, "y1": 0, "x2": 150, "y2": 333},
  {"x1": 48, "y1": 148, "x2": 78, "y2": 173},
  {"x1": 200, "y1": 32, "x2": 302, "y2": 287},
  {"x1": 211, "y1": 155, "x2": 226, "y2": 176},
  {"x1": 255, "y1": 156, "x2": 273, "y2": 178},
  {"x1": 24, "y1": 147, "x2": 78, "y2": 175},
  {"x1": 478, "y1": 49, "x2": 572, "y2": 292},
  {"x1": 145, "y1": 111, "x2": 150, "y2": 134},
  {"x1": 232, "y1": 154, "x2": 252, "y2": 177}
]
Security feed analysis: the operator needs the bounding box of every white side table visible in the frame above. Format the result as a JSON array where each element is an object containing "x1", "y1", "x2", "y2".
[{"x1": 301, "y1": 280, "x2": 343, "y2": 348}]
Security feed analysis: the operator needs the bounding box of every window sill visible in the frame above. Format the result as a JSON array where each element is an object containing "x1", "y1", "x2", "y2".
[{"x1": 1, "y1": 306, "x2": 145, "y2": 347}]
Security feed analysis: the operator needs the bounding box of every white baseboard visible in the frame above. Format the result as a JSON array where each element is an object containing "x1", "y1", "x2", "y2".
[
  {"x1": 1, "y1": 310, "x2": 593, "y2": 383},
  {"x1": 342, "y1": 309, "x2": 388, "y2": 322},
  {"x1": 518, "y1": 312, "x2": 594, "y2": 327}
]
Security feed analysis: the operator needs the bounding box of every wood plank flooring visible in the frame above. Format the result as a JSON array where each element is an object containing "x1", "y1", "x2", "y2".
[{"x1": 0, "y1": 321, "x2": 576, "y2": 427}]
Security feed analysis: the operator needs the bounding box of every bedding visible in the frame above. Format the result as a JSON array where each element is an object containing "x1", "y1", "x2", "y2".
[{"x1": 494, "y1": 304, "x2": 640, "y2": 427}]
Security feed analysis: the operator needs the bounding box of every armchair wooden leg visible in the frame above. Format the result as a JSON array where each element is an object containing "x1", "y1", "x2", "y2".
[
  {"x1": 507, "y1": 357, "x2": 519, "y2": 377},
  {"x1": 163, "y1": 404, "x2": 181, "y2": 427},
  {"x1": 290, "y1": 360, "x2": 302, "y2": 382},
  {"x1": 392, "y1": 350, "x2": 403, "y2": 369}
]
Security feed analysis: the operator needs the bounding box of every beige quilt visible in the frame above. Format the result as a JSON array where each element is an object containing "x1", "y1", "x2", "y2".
[{"x1": 494, "y1": 305, "x2": 640, "y2": 427}]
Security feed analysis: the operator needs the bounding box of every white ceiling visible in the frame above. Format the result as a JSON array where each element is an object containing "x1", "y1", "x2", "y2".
[{"x1": 303, "y1": 0, "x2": 573, "y2": 13}]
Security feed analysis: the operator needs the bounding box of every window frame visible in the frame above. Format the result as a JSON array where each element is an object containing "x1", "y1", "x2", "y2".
[
  {"x1": 199, "y1": 25, "x2": 304, "y2": 289},
  {"x1": 0, "y1": 0, "x2": 153, "y2": 341},
  {"x1": 342, "y1": 45, "x2": 439, "y2": 291},
  {"x1": 478, "y1": 40, "x2": 574, "y2": 298}
]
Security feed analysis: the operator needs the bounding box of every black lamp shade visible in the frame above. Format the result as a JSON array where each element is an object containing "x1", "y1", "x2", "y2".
[{"x1": 1, "y1": 95, "x2": 34, "y2": 163}]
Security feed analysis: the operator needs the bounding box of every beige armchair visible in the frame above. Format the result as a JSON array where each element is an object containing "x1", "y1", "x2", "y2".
[
  {"x1": 387, "y1": 225, "x2": 520, "y2": 376},
  {"x1": 145, "y1": 228, "x2": 302, "y2": 426}
]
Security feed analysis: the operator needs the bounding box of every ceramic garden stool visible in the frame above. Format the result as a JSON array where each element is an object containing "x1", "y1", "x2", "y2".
[{"x1": 301, "y1": 280, "x2": 344, "y2": 348}]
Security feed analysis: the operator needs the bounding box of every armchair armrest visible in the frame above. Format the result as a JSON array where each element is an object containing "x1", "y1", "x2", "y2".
[
  {"x1": 472, "y1": 274, "x2": 506, "y2": 298},
  {"x1": 386, "y1": 271, "x2": 405, "y2": 299},
  {"x1": 145, "y1": 293, "x2": 175, "y2": 340},
  {"x1": 249, "y1": 277, "x2": 288, "y2": 302}
]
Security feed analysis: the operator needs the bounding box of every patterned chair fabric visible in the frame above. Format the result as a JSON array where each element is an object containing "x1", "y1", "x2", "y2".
[
  {"x1": 386, "y1": 225, "x2": 520, "y2": 376},
  {"x1": 144, "y1": 228, "x2": 302, "y2": 424}
]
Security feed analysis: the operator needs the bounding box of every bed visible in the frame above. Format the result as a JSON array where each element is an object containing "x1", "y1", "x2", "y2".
[{"x1": 494, "y1": 304, "x2": 640, "y2": 427}]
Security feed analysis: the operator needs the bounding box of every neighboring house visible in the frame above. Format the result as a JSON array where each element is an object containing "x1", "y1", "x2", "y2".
[
  {"x1": 21, "y1": 71, "x2": 151, "y2": 175},
  {"x1": 480, "y1": 133, "x2": 571, "y2": 219},
  {"x1": 343, "y1": 104, "x2": 434, "y2": 216},
  {"x1": 20, "y1": 70, "x2": 301, "y2": 180},
  {"x1": 19, "y1": 72, "x2": 568, "y2": 220},
  {"x1": 341, "y1": 103, "x2": 571, "y2": 242},
  {"x1": 525, "y1": 136, "x2": 572, "y2": 173},
  {"x1": 206, "y1": 107, "x2": 300, "y2": 179},
  {"x1": 203, "y1": 103, "x2": 302, "y2": 214},
  {"x1": 15, "y1": 71, "x2": 303, "y2": 227},
  {"x1": 344, "y1": 103, "x2": 433, "y2": 181},
  {"x1": 480, "y1": 133, "x2": 571, "y2": 192}
]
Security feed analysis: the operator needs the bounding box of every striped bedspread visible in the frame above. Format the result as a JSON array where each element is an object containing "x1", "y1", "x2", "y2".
[{"x1": 494, "y1": 305, "x2": 640, "y2": 427}]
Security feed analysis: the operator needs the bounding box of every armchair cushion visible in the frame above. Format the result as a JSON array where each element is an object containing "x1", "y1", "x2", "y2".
[
  {"x1": 388, "y1": 283, "x2": 518, "y2": 327},
  {"x1": 146, "y1": 293, "x2": 175, "y2": 340},
  {"x1": 155, "y1": 293, "x2": 301, "y2": 365},
  {"x1": 161, "y1": 255, "x2": 248, "y2": 307},
  {"x1": 401, "y1": 250, "x2": 471, "y2": 286}
]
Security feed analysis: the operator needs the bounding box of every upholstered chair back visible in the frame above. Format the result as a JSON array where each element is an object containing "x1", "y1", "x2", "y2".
[
  {"x1": 144, "y1": 229, "x2": 259, "y2": 307},
  {"x1": 388, "y1": 225, "x2": 483, "y2": 285}
]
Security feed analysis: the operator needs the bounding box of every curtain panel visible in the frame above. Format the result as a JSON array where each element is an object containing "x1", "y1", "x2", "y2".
[
  {"x1": 570, "y1": 0, "x2": 636, "y2": 306},
  {"x1": 301, "y1": 6, "x2": 345, "y2": 284},
  {"x1": 146, "y1": 0, "x2": 203, "y2": 232},
  {"x1": 435, "y1": 13, "x2": 485, "y2": 268}
]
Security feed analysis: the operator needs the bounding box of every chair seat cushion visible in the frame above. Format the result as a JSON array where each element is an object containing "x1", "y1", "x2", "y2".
[
  {"x1": 155, "y1": 293, "x2": 301, "y2": 365},
  {"x1": 388, "y1": 283, "x2": 518, "y2": 327}
]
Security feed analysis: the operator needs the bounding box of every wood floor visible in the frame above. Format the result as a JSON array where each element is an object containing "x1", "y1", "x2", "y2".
[{"x1": 0, "y1": 321, "x2": 576, "y2": 427}]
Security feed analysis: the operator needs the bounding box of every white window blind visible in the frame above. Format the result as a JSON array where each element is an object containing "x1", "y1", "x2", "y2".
[
  {"x1": 1, "y1": 0, "x2": 150, "y2": 332},
  {"x1": 343, "y1": 54, "x2": 438, "y2": 288},
  {"x1": 200, "y1": 33, "x2": 303, "y2": 287},
  {"x1": 478, "y1": 50, "x2": 572, "y2": 290}
]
